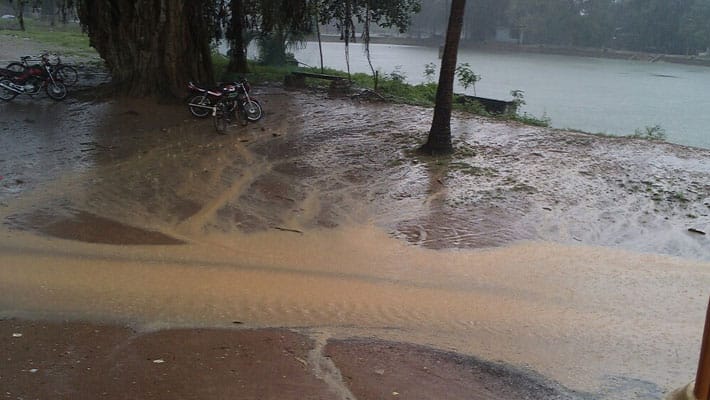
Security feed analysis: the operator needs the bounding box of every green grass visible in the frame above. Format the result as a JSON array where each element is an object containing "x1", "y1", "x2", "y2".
[
  {"x1": 1, "y1": 19, "x2": 95, "y2": 58},
  {"x1": 629, "y1": 124, "x2": 667, "y2": 141},
  {"x1": 215, "y1": 53, "x2": 302, "y2": 83},
  {"x1": 218, "y1": 59, "x2": 551, "y2": 128}
]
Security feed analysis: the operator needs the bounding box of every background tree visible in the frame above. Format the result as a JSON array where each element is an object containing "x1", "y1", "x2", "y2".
[
  {"x1": 419, "y1": 0, "x2": 465, "y2": 155},
  {"x1": 256, "y1": 0, "x2": 311, "y2": 65},
  {"x1": 41, "y1": 0, "x2": 54, "y2": 25},
  {"x1": 463, "y1": 0, "x2": 507, "y2": 41},
  {"x1": 9, "y1": 0, "x2": 29, "y2": 30},
  {"x1": 223, "y1": 0, "x2": 250, "y2": 73},
  {"x1": 574, "y1": 0, "x2": 615, "y2": 48},
  {"x1": 318, "y1": 0, "x2": 421, "y2": 79},
  {"x1": 680, "y1": 0, "x2": 710, "y2": 54},
  {"x1": 408, "y1": 0, "x2": 710, "y2": 56},
  {"x1": 77, "y1": 0, "x2": 215, "y2": 97}
]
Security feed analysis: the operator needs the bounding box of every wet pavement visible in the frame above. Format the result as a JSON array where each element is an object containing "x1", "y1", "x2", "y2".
[{"x1": 1, "y1": 61, "x2": 710, "y2": 399}]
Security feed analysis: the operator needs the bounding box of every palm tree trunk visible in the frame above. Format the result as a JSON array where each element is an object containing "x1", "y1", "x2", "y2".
[{"x1": 419, "y1": 0, "x2": 466, "y2": 155}]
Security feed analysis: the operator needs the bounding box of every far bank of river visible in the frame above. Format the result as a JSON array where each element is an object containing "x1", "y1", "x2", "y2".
[{"x1": 288, "y1": 41, "x2": 710, "y2": 150}]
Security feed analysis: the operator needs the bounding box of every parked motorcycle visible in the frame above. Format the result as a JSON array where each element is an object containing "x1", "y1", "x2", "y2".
[
  {"x1": 210, "y1": 81, "x2": 264, "y2": 134},
  {"x1": 186, "y1": 78, "x2": 262, "y2": 124},
  {"x1": 6, "y1": 53, "x2": 79, "y2": 87},
  {"x1": 0, "y1": 55, "x2": 67, "y2": 101}
]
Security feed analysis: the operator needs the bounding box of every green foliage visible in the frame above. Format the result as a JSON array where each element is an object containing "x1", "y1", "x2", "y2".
[
  {"x1": 630, "y1": 125, "x2": 667, "y2": 141},
  {"x1": 423, "y1": 62, "x2": 436, "y2": 82},
  {"x1": 317, "y1": 0, "x2": 421, "y2": 34},
  {"x1": 455, "y1": 62, "x2": 481, "y2": 94},
  {"x1": 215, "y1": 54, "x2": 299, "y2": 83},
  {"x1": 510, "y1": 89, "x2": 526, "y2": 108},
  {"x1": 257, "y1": 32, "x2": 298, "y2": 66},
  {"x1": 510, "y1": 112, "x2": 551, "y2": 127},
  {"x1": 386, "y1": 66, "x2": 407, "y2": 83},
  {"x1": 454, "y1": 99, "x2": 489, "y2": 116}
]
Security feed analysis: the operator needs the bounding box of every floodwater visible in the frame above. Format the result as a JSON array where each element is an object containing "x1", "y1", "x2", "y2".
[
  {"x1": 291, "y1": 41, "x2": 710, "y2": 149},
  {"x1": 1, "y1": 89, "x2": 710, "y2": 399}
]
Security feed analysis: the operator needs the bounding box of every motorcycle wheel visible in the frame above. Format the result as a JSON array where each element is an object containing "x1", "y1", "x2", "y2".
[
  {"x1": 187, "y1": 94, "x2": 212, "y2": 118},
  {"x1": 55, "y1": 65, "x2": 78, "y2": 87},
  {"x1": 213, "y1": 102, "x2": 228, "y2": 134},
  {"x1": 0, "y1": 79, "x2": 18, "y2": 101},
  {"x1": 244, "y1": 99, "x2": 263, "y2": 122},
  {"x1": 46, "y1": 81, "x2": 67, "y2": 101}
]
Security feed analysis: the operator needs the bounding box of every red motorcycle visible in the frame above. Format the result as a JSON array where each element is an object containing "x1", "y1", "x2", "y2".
[
  {"x1": 0, "y1": 54, "x2": 67, "y2": 101},
  {"x1": 186, "y1": 78, "x2": 262, "y2": 123}
]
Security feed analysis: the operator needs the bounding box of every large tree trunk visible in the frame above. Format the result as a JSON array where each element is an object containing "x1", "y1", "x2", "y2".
[
  {"x1": 419, "y1": 0, "x2": 466, "y2": 155},
  {"x1": 226, "y1": 0, "x2": 248, "y2": 73},
  {"x1": 78, "y1": 0, "x2": 214, "y2": 97}
]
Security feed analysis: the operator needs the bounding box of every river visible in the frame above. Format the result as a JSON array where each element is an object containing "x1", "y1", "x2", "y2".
[{"x1": 286, "y1": 41, "x2": 710, "y2": 150}]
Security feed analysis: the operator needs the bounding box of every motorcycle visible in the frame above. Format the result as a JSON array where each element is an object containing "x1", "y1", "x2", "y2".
[
  {"x1": 186, "y1": 78, "x2": 263, "y2": 124},
  {"x1": 6, "y1": 53, "x2": 79, "y2": 87},
  {"x1": 0, "y1": 55, "x2": 67, "y2": 101},
  {"x1": 210, "y1": 81, "x2": 264, "y2": 134}
]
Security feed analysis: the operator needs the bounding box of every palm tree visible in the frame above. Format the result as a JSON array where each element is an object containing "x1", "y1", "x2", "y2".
[{"x1": 418, "y1": 0, "x2": 466, "y2": 155}]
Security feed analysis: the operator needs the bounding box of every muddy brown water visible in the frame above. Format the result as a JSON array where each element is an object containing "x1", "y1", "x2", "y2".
[{"x1": 1, "y1": 87, "x2": 710, "y2": 399}]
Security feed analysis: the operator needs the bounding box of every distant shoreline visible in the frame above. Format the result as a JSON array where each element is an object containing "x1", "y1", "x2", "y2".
[{"x1": 312, "y1": 34, "x2": 710, "y2": 68}]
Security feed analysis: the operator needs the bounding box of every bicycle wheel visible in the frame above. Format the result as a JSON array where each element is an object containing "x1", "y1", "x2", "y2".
[
  {"x1": 0, "y1": 79, "x2": 18, "y2": 101},
  {"x1": 187, "y1": 94, "x2": 212, "y2": 118},
  {"x1": 6, "y1": 62, "x2": 25, "y2": 73},
  {"x1": 56, "y1": 65, "x2": 78, "y2": 87},
  {"x1": 213, "y1": 102, "x2": 228, "y2": 134}
]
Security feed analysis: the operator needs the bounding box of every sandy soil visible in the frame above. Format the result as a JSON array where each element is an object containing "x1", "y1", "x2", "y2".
[{"x1": 1, "y1": 35, "x2": 710, "y2": 400}]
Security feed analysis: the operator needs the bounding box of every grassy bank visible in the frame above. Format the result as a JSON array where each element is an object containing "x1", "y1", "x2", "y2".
[
  {"x1": 214, "y1": 53, "x2": 550, "y2": 128},
  {"x1": 0, "y1": 19, "x2": 95, "y2": 58}
]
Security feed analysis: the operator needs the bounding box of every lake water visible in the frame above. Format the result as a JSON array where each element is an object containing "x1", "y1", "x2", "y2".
[{"x1": 285, "y1": 41, "x2": 710, "y2": 150}]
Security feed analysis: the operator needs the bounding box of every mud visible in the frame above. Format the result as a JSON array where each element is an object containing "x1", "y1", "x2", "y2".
[
  {"x1": 4, "y1": 209, "x2": 184, "y2": 245},
  {"x1": 325, "y1": 338, "x2": 582, "y2": 400},
  {"x1": 0, "y1": 319, "x2": 330, "y2": 400},
  {"x1": 1, "y1": 318, "x2": 588, "y2": 400},
  {"x1": 1, "y1": 38, "x2": 710, "y2": 400},
  {"x1": 6, "y1": 88, "x2": 707, "y2": 257}
]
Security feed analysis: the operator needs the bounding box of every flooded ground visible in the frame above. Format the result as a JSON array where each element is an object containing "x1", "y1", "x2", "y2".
[{"x1": 1, "y1": 36, "x2": 710, "y2": 399}]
